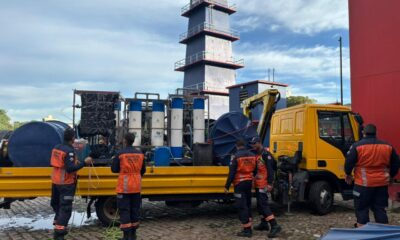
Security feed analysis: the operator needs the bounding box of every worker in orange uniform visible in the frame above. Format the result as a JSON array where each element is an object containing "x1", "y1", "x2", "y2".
[
  {"x1": 225, "y1": 139, "x2": 257, "y2": 238},
  {"x1": 111, "y1": 133, "x2": 146, "y2": 240},
  {"x1": 345, "y1": 124, "x2": 400, "y2": 227},
  {"x1": 250, "y1": 137, "x2": 282, "y2": 238},
  {"x1": 50, "y1": 128, "x2": 93, "y2": 240}
]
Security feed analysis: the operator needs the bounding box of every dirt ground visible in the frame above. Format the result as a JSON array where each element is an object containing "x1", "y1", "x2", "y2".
[{"x1": 1, "y1": 196, "x2": 400, "y2": 240}]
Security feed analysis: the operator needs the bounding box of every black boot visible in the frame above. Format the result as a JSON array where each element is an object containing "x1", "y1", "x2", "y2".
[
  {"x1": 236, "y1": 227, "x2": 252, "y2": 238},
  {"x1": 53, "y1": 231, "x2": 66, "y2": 240},
  {"x1": 268, "y1": 224, "x2": 282, "y2": 238},
  {"x1": 120, "y1": 230, "x2": 131, "y2": 240},
  {"x1": 130, "y1": 228, "x2": 137, "y2": 240},
  {"x1": 254, "y1": 219, "x2": 269, "y2": 231}
]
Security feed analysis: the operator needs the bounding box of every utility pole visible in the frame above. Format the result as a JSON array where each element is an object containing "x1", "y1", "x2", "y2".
[
  {"x1": 339, "y1": 36, "x2": 343, "y2": 105},
  {"x1": 272, "y1": 68, "x2": 275, "y2": 82}
]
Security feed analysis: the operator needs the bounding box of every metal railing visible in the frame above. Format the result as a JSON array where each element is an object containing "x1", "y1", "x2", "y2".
[
  {"x1": 185, "y1": 82, "x2": 228, "y2": 93},
  {"x1": 179, "y1": 22, "x2": 239, "y2": 41},
  {"x1": 181, "y1": 0, "x2": 237, "y2": 15},
  {"x1": 174, "y1": 51, "x2": 244, "y2": 69}
]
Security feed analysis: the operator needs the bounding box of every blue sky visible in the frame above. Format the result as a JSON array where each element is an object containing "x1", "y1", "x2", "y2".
[{"x1": 0, "y1": 0, "x2": 350, "y2": 122}]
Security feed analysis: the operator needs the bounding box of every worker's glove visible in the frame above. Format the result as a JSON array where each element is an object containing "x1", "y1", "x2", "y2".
[
  {"x1": 266, "y1": 185, "x2": 273, "y2": 192},
  {"x1": 345, "y1": 175, "x2": 353, "y2": 185},
  {"x1": 84, "y1": 157, "x2": 94, "y2": 166}
]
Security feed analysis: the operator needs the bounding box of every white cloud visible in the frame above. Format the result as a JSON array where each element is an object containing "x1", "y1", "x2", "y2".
[
  {"x1": 232, "y1": 0, "x2": 348, "y2": 34},
  {"x1": 237, "y1": 44, "x2": 350, "y2": 80},
  {"x1": 0, "y1": 0, "x2": 352, "y2": 122},
  {"x1": 0, "y1": 1, "x2": 187, "y2": 122},
  {"x1": 235, "y1": 43, "x2": 351, "y2": 103}
]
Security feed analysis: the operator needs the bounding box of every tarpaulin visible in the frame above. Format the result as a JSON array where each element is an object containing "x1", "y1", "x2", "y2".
[{"x1": 321, "y1": 223, "x2": 400, "y2": 240}]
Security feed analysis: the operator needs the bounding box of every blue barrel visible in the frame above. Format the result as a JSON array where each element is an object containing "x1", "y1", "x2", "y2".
[
  {"x1": 154, "y1": 147, "x2": 171, "y2": 166},
  {"x1": 8, "y1": 121, "x2": 70, "y2": 167}
]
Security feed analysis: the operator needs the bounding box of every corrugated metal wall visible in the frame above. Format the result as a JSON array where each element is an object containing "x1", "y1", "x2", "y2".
[{"x1": 349, "y1": 0, "x2": 400, "y2": 152}]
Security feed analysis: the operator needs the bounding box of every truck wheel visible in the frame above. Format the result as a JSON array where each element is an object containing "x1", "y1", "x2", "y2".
[
  {"x1": 95, "y1": 196, "x2": 119, "y2": 227},
  {"x1": 308, "y1": 181, "x2": 334, "y2": 215}
]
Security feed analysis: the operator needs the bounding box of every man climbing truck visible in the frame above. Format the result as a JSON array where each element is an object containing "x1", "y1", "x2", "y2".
[{"x1": 0, "y1": 89, "x2": 364, "y2": 226}]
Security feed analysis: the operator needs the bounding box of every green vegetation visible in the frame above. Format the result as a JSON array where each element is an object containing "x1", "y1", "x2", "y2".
[
  {"x1": 0, "y1": 109, "x2": 12, "y2": 130},
  {"x1": 287, "y1": 96, "x2": 317, "y2": 107}
]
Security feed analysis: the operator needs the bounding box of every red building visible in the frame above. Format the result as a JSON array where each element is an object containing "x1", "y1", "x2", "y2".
[{"x1": 349, "y1": 0, "x2": 400, "y2": 152}]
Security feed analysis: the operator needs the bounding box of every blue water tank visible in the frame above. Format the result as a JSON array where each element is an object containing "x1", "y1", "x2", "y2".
[
  {"x1": 154, "y1": 147, "x2": 171, "y2": 166},
  {"x1": 8, "y1": 121, "x2": 70, "y2": 167}
]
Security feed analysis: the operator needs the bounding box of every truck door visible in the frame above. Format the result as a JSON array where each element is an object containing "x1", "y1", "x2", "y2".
[{"x1": 316, "y1": 111, "x2": 356, "y2": 179}]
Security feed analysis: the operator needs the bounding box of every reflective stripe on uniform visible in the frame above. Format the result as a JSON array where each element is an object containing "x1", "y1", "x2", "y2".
[
  {"x1": 353, "y1": 190, "x2": 360, "y2": 197},
  {"x1": 234, "y1": 193, "x2": 242, "y2": 198},
  {"x1": 120, "y1": 223, "x2": 132, "y2": 229},
  {"x1": 60, "y1": 169, "x2": 65, "y2": 184},
  {"x1": 123, "y1": 175, "x2": 128, "y2": 193},
  {"x1": 384, "y1": 168, "x2": 390, "y2": 183},
  {"x1": 54, "y1": 224, "x2": 65, "y2": 230},
  {"x1": 242, "y1": 221, "x2": 252, "y2": 228},
  {"x1": 131, "y1": 222, "x2": 140, "y2": 227},
  {"x1": 258, "y1": 188, "x2": 267, "y2": 194},
  {"x1": 265, "y1": 215, "x2": 275, "y2": 221},
  {"x1": 63, "y1": 196, "x2": 73, "y2": 200},
  {"x1": 361, "y1": 167, "x2": 368, "y2": 186}
]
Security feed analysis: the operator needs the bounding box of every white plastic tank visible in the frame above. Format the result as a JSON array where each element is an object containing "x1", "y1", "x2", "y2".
[
  {"x1": 151, "y1": 101, "x2": 165, "y2": 147},
  {"x1": 193, "y1": 97, "x2": 205, "y2": 143},
  {"x1": 128, "y1": 100, "x2": 142, "y2": 146},
  {"x1": 170, "y1": 97, "x2": 183, "y2": 158}
]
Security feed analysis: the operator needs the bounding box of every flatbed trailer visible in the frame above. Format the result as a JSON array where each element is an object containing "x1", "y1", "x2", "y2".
[{"x1": 0, "y1": 166, "x2": 231, "y2": 225}]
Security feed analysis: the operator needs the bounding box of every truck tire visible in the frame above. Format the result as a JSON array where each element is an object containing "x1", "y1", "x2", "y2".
[
  {"x1": 308, "y1": 181, "x2": 334, "y2": 215},
  {"x1": 95, "y1": 196, "x2": 119, "y2": 227}
]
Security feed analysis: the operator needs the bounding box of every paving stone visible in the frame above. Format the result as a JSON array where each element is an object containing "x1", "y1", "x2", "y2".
[{"x1": 1, "y1": 197, "x2": 400, "y2": 239}]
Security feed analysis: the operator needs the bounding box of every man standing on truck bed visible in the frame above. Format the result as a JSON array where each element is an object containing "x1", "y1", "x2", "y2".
[
  {"x1": 50, "y1": 128, "x2": 93, "y2": 240},
  {"x1": 345, "y1": 124, "x2": 400, "y2": 227},
  {"x1": 250, "y1": 137, "x2": 282, "y2": 238},
  {"x1": 225, "y1": 139, "x2": 257, "y2": 238},
  {"x1": 111, "y1": 133, "x2": 146, "y2": 240}
]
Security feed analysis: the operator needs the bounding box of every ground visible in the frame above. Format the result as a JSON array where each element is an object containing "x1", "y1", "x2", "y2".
[{"x1": 1, "y1": 196, "x2": 400, "y2": 240}]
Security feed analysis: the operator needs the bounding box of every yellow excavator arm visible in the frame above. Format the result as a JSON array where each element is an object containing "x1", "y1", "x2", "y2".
[{"x1": 242, "y1": 89, "x2": 280, "y2": 142}]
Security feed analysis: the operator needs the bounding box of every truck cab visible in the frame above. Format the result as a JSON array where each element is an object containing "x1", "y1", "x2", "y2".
[{"x1": 270, "y1": 104, "x2": 362, "y2": 214}]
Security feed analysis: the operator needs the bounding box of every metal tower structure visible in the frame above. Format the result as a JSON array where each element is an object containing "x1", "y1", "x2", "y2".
[{"x1": 175, "y1": 0, "x2": 243, "y2": 119}]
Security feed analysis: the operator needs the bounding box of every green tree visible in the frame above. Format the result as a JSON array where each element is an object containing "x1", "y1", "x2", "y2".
[
  {"x1": 287, "y1": 96, "x2": 317, "y2": 107},
  {"x1": 13, "y1": 121, "x2": 27, "y2": 129},
  {"x1": 0, "y1": 109, "x2": 12, "y2": 130}
]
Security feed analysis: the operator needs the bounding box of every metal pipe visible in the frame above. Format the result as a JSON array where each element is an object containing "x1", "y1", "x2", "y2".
[
  {"x1": 72, "y1": 89, "x2": 76, "y2": 130},
  {"x1": 339, "y1": 36, "x2": 343, "y2": 105}
]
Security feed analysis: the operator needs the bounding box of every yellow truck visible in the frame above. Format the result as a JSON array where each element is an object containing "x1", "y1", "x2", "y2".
[
  {"x1": 0, "y1": 91, "x2": 364, "y2": 225},
  {"x1": 270, "y1": 104, "x2": 363, "y2": 214},
  {"x1": 0, "y1": 166, "x2": 230, "y2": 226}
]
